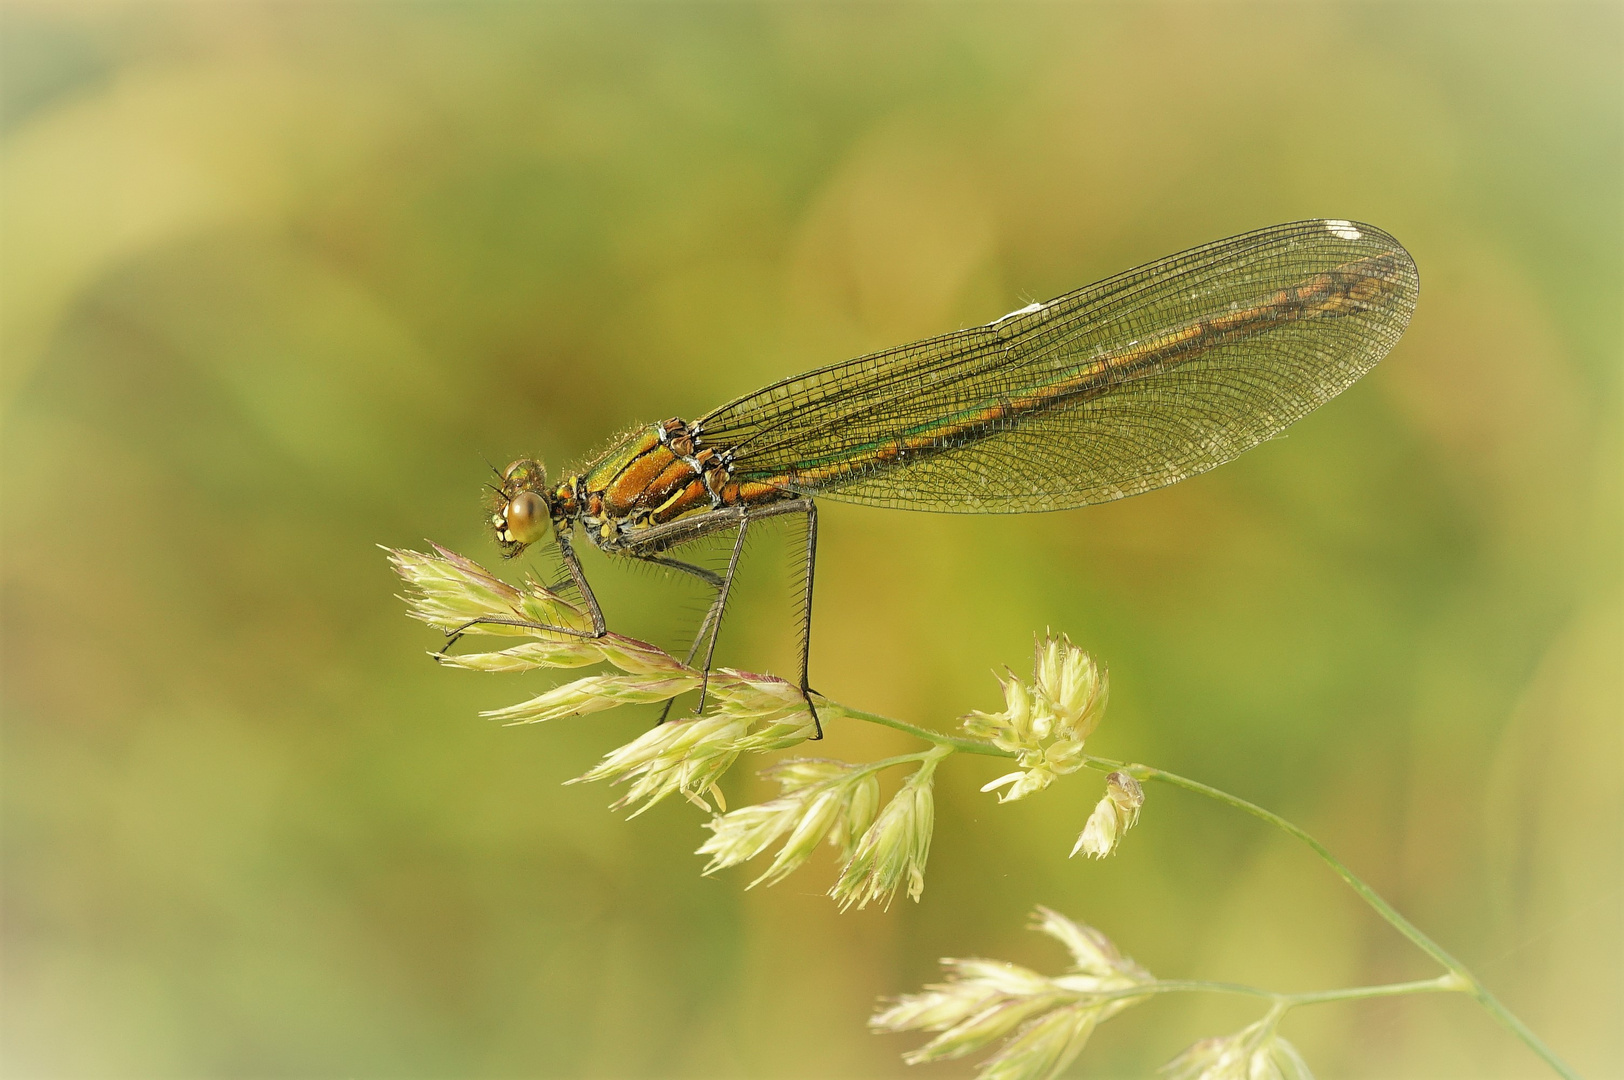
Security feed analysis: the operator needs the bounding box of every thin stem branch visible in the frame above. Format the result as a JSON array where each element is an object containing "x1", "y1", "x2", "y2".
[
  {"x1": 829, "y1": 703, "x2": 1012, "y2": 757},
  {"x1": 849, "y1": 746, "x2": 953, "y2": 778},
  {"x1": 1284, "y1": 975, "x2": 1463, "y2": 1007},
  {"x1": 1077, "y1": 973, "x2": 1461, "y2": 1008},
  {"x1": 1080, "y1": 755, "x2": 1580, "y2": 1080}
]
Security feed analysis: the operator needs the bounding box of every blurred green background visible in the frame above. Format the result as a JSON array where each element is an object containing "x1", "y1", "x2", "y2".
[{"x1": 2, "y1": 3, "x2": 1618, "y2": 1077}]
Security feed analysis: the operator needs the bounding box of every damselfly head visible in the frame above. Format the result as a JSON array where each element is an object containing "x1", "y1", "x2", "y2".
[{"x1": 490, "y1": 458, "x2": 552, "y2": 557}]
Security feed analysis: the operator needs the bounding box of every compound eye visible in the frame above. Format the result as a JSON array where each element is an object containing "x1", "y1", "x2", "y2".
[
  {"x1": 504, "y1": 491, "x2": 551, "y2": 546},
  {"x1": 504, "y1": 459, "x2": 541, "y2": 485}
]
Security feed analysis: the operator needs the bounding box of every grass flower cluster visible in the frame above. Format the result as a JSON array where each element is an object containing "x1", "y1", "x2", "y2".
[
  {"x1": 963, "y1": 634, "x2": 1106, "y2": 803},
  {"x1": 1162, "y1": 1007, "x2": 1311, "y2": 1080},
  {"x1": 829, "y1": 751, "x2": 943, "y2": 909},
  {"x1": 388, "y1": 544, "x2": 942, "y2": 906},
  {"x1": 871, "y1": 907, "x2": 1154, "y2": 1080},
  {"x1": 696, "y1": 758, "x2": 880, "y2": 888},
  {"x1": 388, "y1": 544, "x2": 1578, "y2": 1080},
  {"x1": 694, "y1": 747, "x2": 941, "y2": 910},
  {"x1": 388, "y1": 544, "x2": 818, "y2": 813}
]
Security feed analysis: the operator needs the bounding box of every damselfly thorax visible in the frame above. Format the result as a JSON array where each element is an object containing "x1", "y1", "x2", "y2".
[
  {"x1": 473, "y1": 219, "x2": 1421, "y2": 738},
  {"x1": 495, "y1": 419, "x2": 797, "y2": 554}
]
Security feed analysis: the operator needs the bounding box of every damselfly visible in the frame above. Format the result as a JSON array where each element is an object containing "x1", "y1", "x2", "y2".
[{"x1": 477, "y1": 219, "x2": 1418, "y2": 738}]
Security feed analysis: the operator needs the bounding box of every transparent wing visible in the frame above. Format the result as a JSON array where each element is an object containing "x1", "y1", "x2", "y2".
[{"x1": 699, "y1": 219, "x2": 1418, "y2": 513}]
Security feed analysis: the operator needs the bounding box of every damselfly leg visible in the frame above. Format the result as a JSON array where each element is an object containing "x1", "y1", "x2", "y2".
[
  {"x1": 437, "y1": 533, "x2": 608, "y2": 656},
  {"x1": 635, "y1": 499, "x2": 823, "y2": 738}
]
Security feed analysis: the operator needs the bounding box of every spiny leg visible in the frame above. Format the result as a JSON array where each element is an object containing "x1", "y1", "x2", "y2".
[
  {"x1": 554, "y1": 532, "x2": 607, "y2": 636},
  {"x1": 693, "y1": 515, "x2": 752, "y2": 714},
  {"x1": 685, "y1": 499, "x2": 822, "y2": 736},
  {"x1": 439, "y1": 529, "x2": 606, "y2": 656},
  {"x1": 614, "y1": 498, "x2": 821, "y2": 734},
  {"x1": 644, "y1": 557, "x2": 727, "y2": 669},
  {"x1": 794, "y1": 500, "x2": 823, "y2": 740},
  {"x1": 438, "y1": 614, "x2": 596, "y2": 658},
  {"x1": 632, "y1": 553, "x2": 726, "y2": 725},
  {"x1": 677, "y1": 498, "x2": 822, "y2": 736}
]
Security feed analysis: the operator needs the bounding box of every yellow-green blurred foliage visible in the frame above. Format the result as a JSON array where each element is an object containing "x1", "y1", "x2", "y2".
[{"x1": 2, "y1": 3, "x2": 1618, "y2": 1077}]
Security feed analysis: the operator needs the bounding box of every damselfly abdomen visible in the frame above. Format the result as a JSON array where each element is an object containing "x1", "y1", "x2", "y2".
[{"x1": 482, "y1": 219, "x2": 1418, "y2": 737}]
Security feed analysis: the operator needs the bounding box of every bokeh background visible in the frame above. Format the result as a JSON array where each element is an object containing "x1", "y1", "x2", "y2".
[{"x1": 3, "y1": 3, "x2": 1618, "y2": 1078}]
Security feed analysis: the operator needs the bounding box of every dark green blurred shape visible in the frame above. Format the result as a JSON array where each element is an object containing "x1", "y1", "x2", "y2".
[{"x1": 2, "y1": 3, "x2": 1618, "y2": 1077}]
